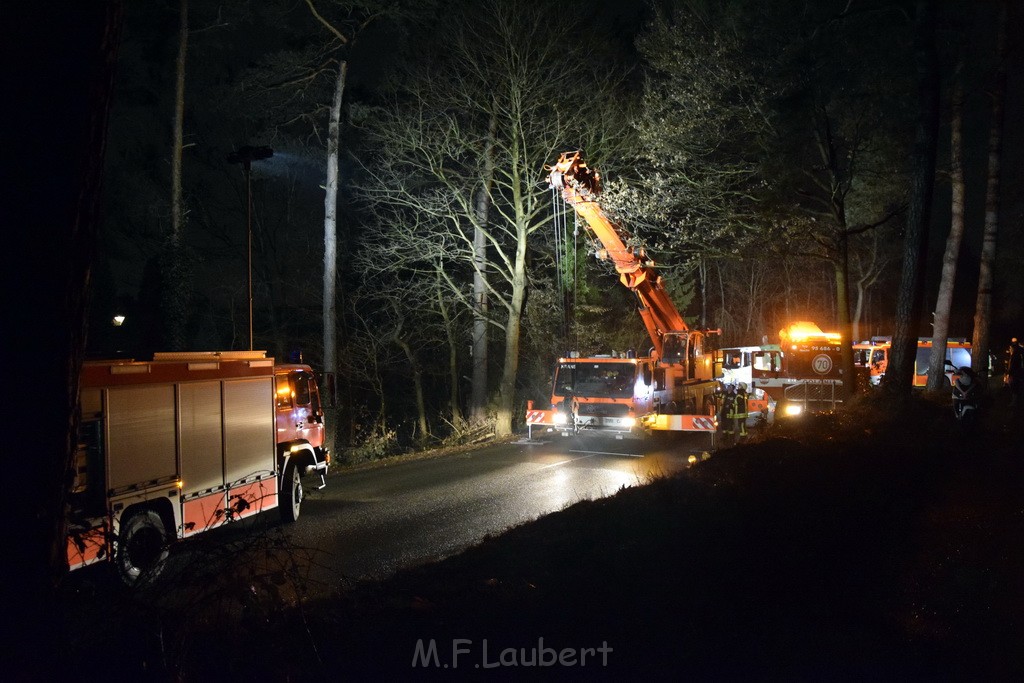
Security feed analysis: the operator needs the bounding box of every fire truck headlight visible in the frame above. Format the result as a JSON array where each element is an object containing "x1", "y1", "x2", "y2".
[
  {"x1": 783, "y1": 404, "x2": 803, "y2": 417},
  {"x1": 622, "y1": 417, "x2": 636, "y2": 428},
  {"x1": 553, "y1": 412, "x2": 568, "y2": 425}
]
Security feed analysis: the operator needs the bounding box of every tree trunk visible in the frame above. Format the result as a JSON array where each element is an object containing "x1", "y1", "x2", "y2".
[
  {"x1": 699, "y1": 258, "x2": 708, "y2": 328},
  {"x1": 852, "y1": 277, "x2": 865, "y2": 343},
  {"x1": 494, "y1": 158, "x2": 530, "y2": 438},
  {"x1": 437, "y1": 266, "x2": 466, "y2": 429},
  {"x1": 496, "y1": 242, "x2": 527, "y2": 437},
  {"x1": 927, "y1": 59, "x2": 967, "y2": 391},
  {"x1": 471, "y1": 112, "x2": 497, "y2": 422},
  {"x1": 10, "y1": 1, "x2": 121, "y2": 676},
  {"x1": 971, "y1": 1, "x2": 1007, "y2": 385},
  {"x1": 164, "y1": 0, "x2": 190, "y2": 351},
  {"x1": 395, "y1": 334, "x2": 429, "y2": 442},
  {"x1": 835, "y1": 233, "x2": 855, "y2": 399},
  {"x1": 324, "y1": 60, "x2": 347, "y2": 453},
  {"x1": 883, "y1": 0, "x2": 940, "y2": 398}
]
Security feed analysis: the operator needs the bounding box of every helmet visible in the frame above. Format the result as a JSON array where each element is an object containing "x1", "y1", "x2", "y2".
[
  {"x1": 957, "y1": 368, "x2": 973, "y2": 386},
  {"x1": 738, "y1": 382, "x2": 747, "y2": 392}
]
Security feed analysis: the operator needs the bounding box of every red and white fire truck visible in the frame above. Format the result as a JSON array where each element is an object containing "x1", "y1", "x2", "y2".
[
  {"x1": 715, "y1": 321, "x2": 845, "y2": 418},
  {"x1": 525, "y1": 152, "x2": 719, "y2": 439},
  {"x1": 856, "y1": 336, "x2": 973, "y2": 387},
  {"x1": 67, "y1": 351, "x2": 329, "y2": 584}
]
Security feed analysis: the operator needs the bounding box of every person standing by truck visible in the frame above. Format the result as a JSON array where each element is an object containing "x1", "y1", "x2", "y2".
[
  {"x1": 1007, "y1": 337, "x2": 1024, "y2": 406},
  {"x1": 731, "y1": 383, "x2": 750, "y2": 441},
  {"x1": 718, "y1": 383, "x2": 737, "y2": 445}
]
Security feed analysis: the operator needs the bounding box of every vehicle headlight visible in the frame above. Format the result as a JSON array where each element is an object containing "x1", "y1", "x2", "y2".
[
  {"x1": 783, "y1": 404, "x2": 803, "y2": 417},
  {"x1": 622, "y1": 417, "x2": 636, "y2": 428},
  {"x1": 553, "y1": 412, "x2": 568, "y2": 425}
]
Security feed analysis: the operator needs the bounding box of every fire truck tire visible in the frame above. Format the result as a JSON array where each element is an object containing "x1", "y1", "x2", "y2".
[
  {"x1": 280, "y1": 460, "x2": 302, "y2": 523},
  {"x1": 117, "y1": 509, "x2": 169, "y2": 585}
]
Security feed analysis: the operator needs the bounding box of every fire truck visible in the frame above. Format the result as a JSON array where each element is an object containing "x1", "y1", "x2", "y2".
[
  {"x1": 67, "y1": 351, "x2": 330, "y2": 584},
  {"x1": 855, "y1": 336, "x2": 973, "y2": 387},
  {"x1": 714, "y1": 321, "x2": 844, "y2": 418},
  {"x1": 525, "y1": 152, "x2": 719, "y2": 438}
]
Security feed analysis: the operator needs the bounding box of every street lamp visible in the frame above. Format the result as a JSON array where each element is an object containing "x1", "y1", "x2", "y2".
[{"x1": 227, "y1": 145, "x2": 273, "y2": 350}]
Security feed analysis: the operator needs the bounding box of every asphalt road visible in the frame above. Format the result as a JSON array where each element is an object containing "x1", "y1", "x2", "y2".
[{"x1": 285, "y1": 430, "x2": 715, "y2": 592}]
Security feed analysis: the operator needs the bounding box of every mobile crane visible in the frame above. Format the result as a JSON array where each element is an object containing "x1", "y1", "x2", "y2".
[{"x1": 525, "y1": 151, "x2": 719, "y2": 438}]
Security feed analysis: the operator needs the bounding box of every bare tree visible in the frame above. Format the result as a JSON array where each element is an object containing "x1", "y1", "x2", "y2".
[
  {"x1": 352, "y1": 0, "x2": 626, "y2": 437},
  {"x1": 850, "y1": 227, "x2": 895, "y2": 343},
  {"x1": 344, "y1": 302, "x2": 403, "y2": 443},
  {"x1": 301, "y1": 0, "x2": 389, "y2": 452},
  {"x1": 238, "y1": 0, "x2": 397, "y2": 447},
  {"x1": 435, "y1": 262, "x2": 468, "y2": 429}
]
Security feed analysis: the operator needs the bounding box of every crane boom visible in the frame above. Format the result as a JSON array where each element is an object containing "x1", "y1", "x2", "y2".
[
  {"x1": 525, "y1": 151, "x2": 720, "y2": 438},
  {"x1": 548, "y1": 151, "x2": 692, "y2": 362}
]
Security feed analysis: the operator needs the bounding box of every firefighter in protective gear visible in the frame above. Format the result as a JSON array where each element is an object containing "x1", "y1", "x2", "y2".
[
  {"x1": 731, "y1": 382, "x2": 749, "y2": 440},
  {"x1": 718, "y1": 383, "x2": 737, "y2": 442},
  {"x1": 1007, "y1": 337, "x2": 1024, "y2": 406}
]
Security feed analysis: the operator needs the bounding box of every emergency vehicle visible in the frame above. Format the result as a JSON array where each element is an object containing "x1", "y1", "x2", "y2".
[
  {"x1": 713, "y1": 344, "x2": 780, "y2": 426},
  {"x1": 525, "y1": 152, "x2": 719, "y2": 439},
  {"x1": 67, "y1": 351, "x2": 329, "y2": 584},
  {"x1": 715, "y1": 322, "x2": 845, "y2": 418},
  {"x1": 859, "y1": 337, "x2": 972, "y2": 387}
]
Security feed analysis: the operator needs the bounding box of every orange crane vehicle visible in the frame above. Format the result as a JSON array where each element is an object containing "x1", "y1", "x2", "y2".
[
  {"x1": 66, "y1": 351, "x2": 329, "y2": 584},
  {"x1": 525, "y1": 151, "x2": 720, "y2": 438}
]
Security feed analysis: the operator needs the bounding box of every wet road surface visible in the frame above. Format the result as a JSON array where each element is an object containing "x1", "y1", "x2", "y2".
[{"x1": 285, "y1": 430, "x2": 714, "y2": 591}]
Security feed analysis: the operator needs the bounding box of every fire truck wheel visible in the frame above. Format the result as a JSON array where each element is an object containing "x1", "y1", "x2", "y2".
[
  {"x1": 280, "y1": 460, "x2": 303, "y2": 523},
  {"x1": 117, "y1": 509, "x2": 169, "y2": 585}
]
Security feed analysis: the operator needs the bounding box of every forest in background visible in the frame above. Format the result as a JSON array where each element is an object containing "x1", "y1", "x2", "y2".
[{"x1": 87, "y1": 0, "x2": 1022, "y2": 454}]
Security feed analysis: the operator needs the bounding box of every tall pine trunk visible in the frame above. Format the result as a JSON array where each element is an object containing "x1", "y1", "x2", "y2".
[
  {"x1": 971, "y1": 2, "x2": 1007, "y2": 385},
  {"x1": 471, "y1": 112, "x2": 497, "y2": 423},
  {"x1": 324, "y1": 60, "x2": 347, "y2": 454},
  {"x1": 884, "y1": 0, "x2": 940, "y2": 398},
  {"x1": 927, "y1": 59, "x2": 967, "y2": 391},
  {"x1": 164, "y1": 0, "x2": 191, "y2": 351}
]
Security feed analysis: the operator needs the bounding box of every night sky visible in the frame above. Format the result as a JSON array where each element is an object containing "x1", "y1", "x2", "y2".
[{"x1": 8, "y1": 0, "x2": 1023, "y2": 371}]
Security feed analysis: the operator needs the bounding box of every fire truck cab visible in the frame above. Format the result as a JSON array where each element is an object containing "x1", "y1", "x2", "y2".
[{"x1": 713, "y1": 345, "x2": 780, "y2": 426}]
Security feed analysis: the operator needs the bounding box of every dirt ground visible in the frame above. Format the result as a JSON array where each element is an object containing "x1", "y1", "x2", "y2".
[{"x1": 53, "y1": 389, "x2": 1023, "y2": 681}]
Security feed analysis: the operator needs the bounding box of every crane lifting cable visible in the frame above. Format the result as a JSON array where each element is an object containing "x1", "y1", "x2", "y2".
[{"x1": 551, "y1": 181, "x2": 581, "y2": 350}]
